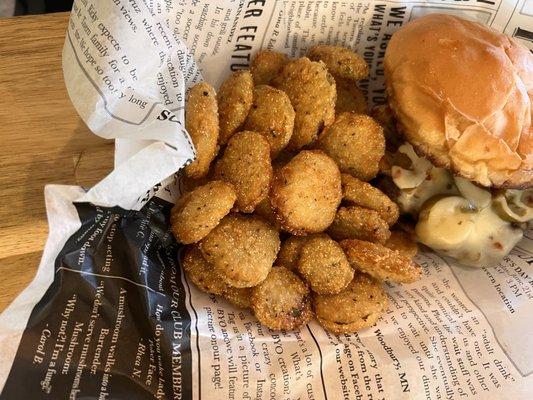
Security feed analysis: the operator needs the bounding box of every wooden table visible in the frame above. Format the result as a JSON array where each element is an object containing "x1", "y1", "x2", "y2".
[{"x1": 0, "y1": 12, "x2": 114, "y2": 312}]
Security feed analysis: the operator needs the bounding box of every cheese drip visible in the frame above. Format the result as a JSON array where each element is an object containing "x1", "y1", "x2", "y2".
[{"x1": 391, "y1": 144, "x2": 531, "y2": 267}]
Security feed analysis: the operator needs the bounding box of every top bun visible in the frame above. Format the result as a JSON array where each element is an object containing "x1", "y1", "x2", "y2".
[{"x1": 384, "y1": 14, "x2": 532, "y2": 189}]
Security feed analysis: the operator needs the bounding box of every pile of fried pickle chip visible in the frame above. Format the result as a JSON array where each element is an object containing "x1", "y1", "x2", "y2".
[{"x1": 171, "y1": 45, "x2": 422, "y2": 334}]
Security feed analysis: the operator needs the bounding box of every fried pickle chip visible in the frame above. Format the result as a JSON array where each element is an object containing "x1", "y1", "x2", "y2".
[
  {"x1": 182, "y1": 246, "x2": 229, "y2": 295},
  {"x1": 307, "y1": 45, "x2": 369, "y2": 81},
  {"x1": 316, "y1": 113, "x2": 385, "y2": 181},
  {"x1": 272, "y1": 58, "x2": 336, "y2": 150},
  {"x1": 384, "y1": 230, "x2": 419, "y2": 259},
  {"x1": 341, "y1": 174, "x2": 399, "y2": 226},
  {"x1": 340, "y1": 239, "x2": 422, "y2": 284},
  {"x1": 223, "y1": 287, "x2": 253, "y2": 309},
  {"x1": 200, "y1": 214, "x2": 280, "y2": 287},
  {"x1": 297, "y1": 234, "x2": 354, "y2": 295},
  {"x1": 184, "y1": 82, "x2": 219, "y2": 178},
  {"x1": 314, "y1": 272, "x2": 387, "y2": 334},
  {"x1": 270, "y1": 150, "x2": 342, "y2": 234},
  {"x1": 250, "y1": 50, "x2": 289, "y2": 85},
  {"x1": 335, "y1": 78, "x2": 367, "y2": 115},
  {"x1": 275, "y1": 235, "x2": 307, "y2": 271},
  {"x1": 254, "y1": 198, "x2": 281, "y2": 230},
  {"x1": 328, "y1": 206, "x2": 391, "y2": 243},
  {"x1": 252, "y1": 266, "x2": 313, "y2": 330},
  {"x1": 218, "y1": 70, "x2": 253, "y2": 145},
  {"x1": 214, "y1": 131, "x2": 273, "y2": 213},
  {"x1": 244, "y1": 85, "x2": 295, "y2": 157},
  {"x1": 171, "y1": 181, "x2": 237, "y2": 244}
]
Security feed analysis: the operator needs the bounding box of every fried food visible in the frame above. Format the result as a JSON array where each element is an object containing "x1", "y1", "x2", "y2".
[
  {"x1": 270, "y1": 150, "x2": 342, "y2": 234},
  {"x1": 340, "y1": 239, "x2": 422, "y2": 284},
  {"x1": 328, "y1": 206, "x2": 391, "y2": 243},
  {"x1": 250, "y1": 50, "x2": 289, "y2": 85},
  {"x1": 297, "y1": 234, "x2": 354, "y2": 294},
  {"x1": 254, "y1": 198, "x2": 281, "y2": 230},
  {"x1": 171, "y1": 181, "x2": 237, "y2": 244},
  {"x1": 384, "y1": 230, "x2": 419, "y2": 258},
  {"x1": 314, "y1": 272, "x2": 387, "y2": 334},
  {"x1": 244, "y1": 85, "x2": 295, "y2": 157},
  {"x1": 275, "y1": 235, "x2": 307, "y2": 271},
  {"x1": 171, "y1": 46, "x2": 404, "y2": 333},
  {"x1": 272, "y1": 58, "x2": 336, "y2": 150},
  {"x1": 341, "y1": 174, "x2": 399, "y2": 226},
  {"x1": 218, "y1": 70, "x2": 254, "y2": 145},
  {"x1": 214, "y1": 131, "x2": 273, "y2": 213},
  {"x1": 184, "y1": 82, "x2": 219, "y2": 178},
  {"x1": 252, "y1": 266, "x2": 313, "y2": 330},
  {"x1": 182, "y1": 246, "x2": 229, "y2": 295},
  {"x1": 223, "y1": 287, "x2": 253, "y2": 309},
  {"x1": 335, "y1": 78, "x2": 367, "y2": 115},
  {"x1": 200, "y1": 214, "x2": 280, "y2": 287},
  {"x1": 316, "y1": 113, "x2": 385, "y2": 181},
  {"x1": 307, "y1": 45, "x2": 369, "y2": 81}
]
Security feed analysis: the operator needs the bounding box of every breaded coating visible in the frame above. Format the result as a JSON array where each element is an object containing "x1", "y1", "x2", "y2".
[
  {"x1": 200, "y1": 214, "x2": 280, "y2": 287},
  {"x1": 275, "y1": 235, "x2": 307, "y2": 271},
  {"x1": 307, "y1": 45, "x2": 369, "y2": 81},
  {"x1": 171, "y1": 181, "x2": 237, "y2": 244},
  {"x1": 314, "y1": 272, "x2": 387, "y2": 334},
  {"x1": 340, "y1": 239, "x2": 422, "y2": 284},
  {"x1": 184, "y1": 82, "x2": 219, "y2": 178},
  {"x1": 270, "y1": 150, "x2": 342, "y2": 234},
  {"x1": 272, "y1": 58, "x2": 336, "y2": 150},
  {"x1": 244, "y1": 85, "x2": 295, "y2": 157},
  {"x1": 252, "y1": 266, "x2": 313, "y2": 330},
  {"x1": 297, "y1": 234, "x2": 354, "y2": 294},
  {"x1": 182, "y1": 246, "x2": 229, "y2": 295},
  {"x1": 214, "y1": 131, "x2": 273, "y2": 213},
  {"x1": 328, "y1": 206, "x2": 391, "y2": 243},
  {"x1": 254, "y1": 198, "x2": 281, "y2": 230},
  {"x1": 316, "y1": 113, "x2": 385, "y2": 181},
  {"x1": 250, "y1": 50, "x2": 289, "y2": 85},
  {"x1": 341, "y1": 174, "x2": 399, "y2": 225},
  {"x1": 218, "y1": 70, "x2": 254, "y2": 145},
  {"x1": 384, "y1": 230, "x2": 419, "y2": 259},
  {"x1": 335, "y1": 78, "x2": 367, "y2": 115},
  {"x1": 223, "y1": 287, "x2": 253, "y2": 309}
]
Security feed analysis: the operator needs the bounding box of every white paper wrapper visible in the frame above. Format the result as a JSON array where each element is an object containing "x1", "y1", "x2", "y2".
[{"x1": 1, "y1": 1, "x2": 533, "y2": 399}]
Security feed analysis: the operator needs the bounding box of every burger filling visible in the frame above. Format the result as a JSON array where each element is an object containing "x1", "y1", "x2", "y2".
[{"x1": 390, "y1": 143, "x2": 532, "y2": 266}]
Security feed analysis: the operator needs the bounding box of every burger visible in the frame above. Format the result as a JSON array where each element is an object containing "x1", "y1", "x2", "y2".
[{"x1": 382, "y1": 14, "x2": 532, "y2": 266}]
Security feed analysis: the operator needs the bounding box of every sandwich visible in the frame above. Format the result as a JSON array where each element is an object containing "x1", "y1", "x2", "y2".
[{"x1": 382, "y1": 13, "x2": 532, "y2": 266}]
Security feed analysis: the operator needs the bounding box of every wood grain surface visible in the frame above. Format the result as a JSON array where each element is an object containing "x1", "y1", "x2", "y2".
[{"x1": 0, "y1": 12, "x2": 114, "y2": 312}]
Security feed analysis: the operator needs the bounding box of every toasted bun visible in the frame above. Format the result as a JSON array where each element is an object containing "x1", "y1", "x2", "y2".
[{"x1": 385, "y1": 14, "x2": 532, "y2": 189}]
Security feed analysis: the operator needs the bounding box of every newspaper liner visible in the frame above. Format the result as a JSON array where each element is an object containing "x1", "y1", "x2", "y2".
[{"x1": 1, "y1": 0, "x2": 533, "y2": 399}]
